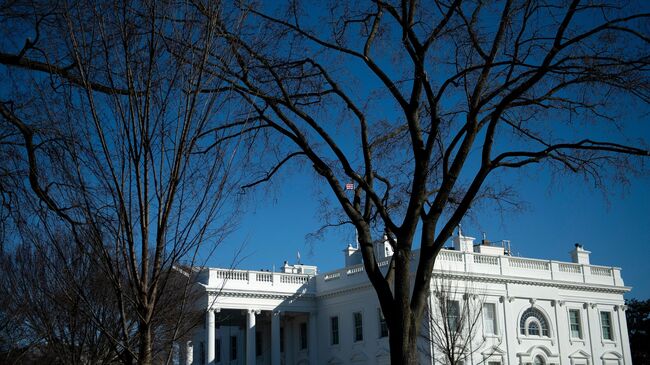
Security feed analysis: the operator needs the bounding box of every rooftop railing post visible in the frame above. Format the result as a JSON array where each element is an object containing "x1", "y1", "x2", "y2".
[
  {"x1": 550, "y1": 261, "x2": 558, "y2": 280},
  {"x1": 612, "y1": 268, "x2": 622, "y2": 286}
]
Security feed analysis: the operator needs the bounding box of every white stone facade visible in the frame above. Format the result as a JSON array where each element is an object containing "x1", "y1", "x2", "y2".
[{"x1": 184, "y1": 231, "x2": 631, "y2": 365}]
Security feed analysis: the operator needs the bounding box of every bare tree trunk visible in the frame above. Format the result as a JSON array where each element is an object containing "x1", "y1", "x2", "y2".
[
  {"x1": 138, "y1": 320, "x2": 153, "y2": 365},
  {"x1": 389, "y1": 313, "x2": 420, "y2": 364},
  {"x1": 385, "y1": 243, "x2": 423, "y2": 364}
]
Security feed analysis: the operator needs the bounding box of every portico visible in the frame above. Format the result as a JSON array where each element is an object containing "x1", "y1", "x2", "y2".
[
  {"x1": 188, "y1": 308, "x2": 318, "y2": 365},
  {"x1": 185, "y1": 262, "x2": 319, "y2": 365}
]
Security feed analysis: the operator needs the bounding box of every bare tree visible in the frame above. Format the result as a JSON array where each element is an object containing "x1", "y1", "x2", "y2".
[
  {"x1": 425, "y1": 276, "x2": 499, "y2": 365},
  {"x1": 0, "y1": 1, "x2": 249, "y2": 364},
  {"x1": 191, "y1": 0, "x2": 650, "y2": 363},
  {"x1": 0, "y1": 234, "x2": 123, "y2": 365}
]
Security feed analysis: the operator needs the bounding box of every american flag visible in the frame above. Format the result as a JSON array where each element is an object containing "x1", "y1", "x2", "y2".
[{"x1": 345, "y1": 183, "x2": 354, "y2": 190}]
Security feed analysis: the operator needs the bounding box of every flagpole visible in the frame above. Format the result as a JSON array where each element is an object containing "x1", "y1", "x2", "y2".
[{"x1": 345, "y1": 182, "x2": 357, "y2": 249}]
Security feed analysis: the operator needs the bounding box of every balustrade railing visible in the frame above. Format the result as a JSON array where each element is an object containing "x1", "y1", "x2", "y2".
[
  {"x1": 346, "y1": 266, "x2": 365, "y2": 276},
  {"x1": 214, "y1": 269, "x2": 248, "y2": 281},
  {"x1": 280, "y1": 274, "x2": 310, "y2": 284},
  {"x1": 509, "y1": 257, "x2": 551, "y2": 270},
  {"x1": 473, "y1": 254, "x2": 499, "y2": 265},
  {"x1": 558, "y1": 263, "x2": 582, "y2": 274},
  {"x1": 590, "y1": 266, "x2": 612, "y2": 276},
  {"x1": 439, "y1": 250, "x2": 463, "y2": 262},
  {"x1": 324, "y1": 272, "x2": 341, "y2": 281},
  {"x1": 210, "y1": 249, "x2": 619, "y2": 291},
  {"x1": 255, "y1": 272, "x2": 273, "y2": 282}
]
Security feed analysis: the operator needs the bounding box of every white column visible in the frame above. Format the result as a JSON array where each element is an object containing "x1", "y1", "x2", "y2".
[
  {"x1": 206, "y1": 310, "x2": 215, "y2": 365},
  {"x1": 185, "y1": 341, "x2": 193, "y2": 365},
  {"x1": 247, "y1": 309, "x2": 259, "y2": 365},
  {"x1": 585, "y1": 303, "x2": 598, "y2": 365},
  {"x1": 271, "y1": 311, "x2": 281, "y2": 365},
  {"x1": 308, "y1": 312, "x2": 318, "y2": 365},
  {"x1": 501, "y1": 295, "x2": 516, "y2": 365},
  {"x1": 552, "y1": 300, "x2": 565, "y2": 365},
  {"x1": 615, "y1": 305, "x2": 632, "y2": 365}
]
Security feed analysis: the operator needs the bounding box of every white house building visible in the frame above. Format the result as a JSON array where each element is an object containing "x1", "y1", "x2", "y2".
[{"x1": 183, "y1": 229, "x2": 632, "y2": 365}]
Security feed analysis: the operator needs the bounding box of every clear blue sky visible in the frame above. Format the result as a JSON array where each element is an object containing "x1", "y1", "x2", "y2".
[{"x1": 209, "y1": 160, "x2": 650, "y2": 299}]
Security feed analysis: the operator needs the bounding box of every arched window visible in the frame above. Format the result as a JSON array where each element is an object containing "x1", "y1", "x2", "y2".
[
  {"x1": 534, "y1": 355, "x2": 545, "y2": 365},
  {"x1": 519, "y1": 308, "x2": 550, "y2": 337}
]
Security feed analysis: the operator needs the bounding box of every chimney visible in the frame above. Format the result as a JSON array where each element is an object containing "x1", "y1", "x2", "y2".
[
  {"x1": 374, "y1": 234, "x2": 394, "y2": 261},
  {"x1": 481, "y1": 232, "x2": 490, "y2": 246},
  {"x1": 453, "y1": 225, "x2": 475, "y2": 252},
  {"x1": 343, "y1": 243, "x2": 362, "y2": 267},
  {"x1": 569, "y1": 243, "x2": 591, "y2": 265}
]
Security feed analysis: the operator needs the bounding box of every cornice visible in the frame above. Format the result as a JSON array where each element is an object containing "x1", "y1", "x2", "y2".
[
  {"x1": 317, "y1": 272, "x2": 630, "y2": 299},
  {"x1": 206, "y1": 288, "x2": 316, "y2": 301},
  {"x1": 433, "y1": 272, "x2": 631, "y2": 294}
]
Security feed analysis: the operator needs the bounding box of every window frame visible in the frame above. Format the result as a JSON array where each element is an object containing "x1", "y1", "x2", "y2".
[
  {"x1": 568, "y1": 308, "x2": 583, "y2": 340},
  {"x1": 447, "y1": 300, "x2": 461, "y2": 332},
  {"x1": 599, "y1": 310, "x2": 614, "y2": 341},
  {"x1": 527, "y1": 320, "x2": 541, "y2": 336},
  {"x1": 353, "y1": 311, "x2": 364, "y2": 342},
  {"x1": 330, "y1": 316, "x2": 340, "y2": 346},
  {"x1": 378, "y1": 308, "x2": 388, "y2": 338},
  {"x1": 519, "y1": 307, "x2": 551, "y2": 338},
  {"x1": 482, "y1": 302, "x2": 498, "y2": 336}
]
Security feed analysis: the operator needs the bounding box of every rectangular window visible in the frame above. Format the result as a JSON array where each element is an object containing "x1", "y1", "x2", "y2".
[
  {"x1": 200, "y1": 342, "x2": 205, "y2": 365},
  {"x1": 569, "y1": 309, "x2": 582, "y2": 339},
  {"x1": 353, "y1": 311, "x2": 364, "y2": 342},
  {"x1": 280, "y1": 327, "x2": 284, "y2": 353},
  {"x1": 488, "y1": 362, "x2": 501, "y2": 365},
  {"x1": 483, "y1": 303, "x2": 497, "y2": 335},
  {"x1": 256, "y1": 331, "x2": 262, "y2": 356},
  {"x1": 378, "y1": 308, "x2": 388, "y2": 338},
  {"x1": 600, "y1": 311, "x2": 613, "y2": 340},
  {"x1": 216, "y1": 338, "x2": 221, "y2": 362},
  {"x1": 300, "y1": 322, "x2": 308, "y2": 350},
  {"x1": 330, "y1": 316, "x2": 339, "y2": 345},
  {"x1": 230, "y1": 336, "x2": 237, "y2": 360},
  {"x1": 447, "y1": 300, "x2": 460, "y2": 331}
]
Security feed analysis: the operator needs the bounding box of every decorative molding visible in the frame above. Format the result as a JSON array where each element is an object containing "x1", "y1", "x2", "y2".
[
  {"x1": 614, "y1": 305, "x2": 627, "y2": 312},
  {"x1": 426, "y1": 272, "x2": 629, "y2": 295},
  {"x1": 207, "y1": 289, "x2": 316, "y2": 301},
  {"x1": 529, "y1": 298, "x2": 536, "y2": 305}
]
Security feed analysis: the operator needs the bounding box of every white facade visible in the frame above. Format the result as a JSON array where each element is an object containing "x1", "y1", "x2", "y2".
[{"x1": 184, "y1": 230, "x2": 631, "y2": 365}]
